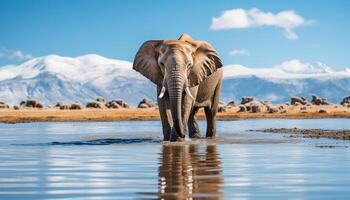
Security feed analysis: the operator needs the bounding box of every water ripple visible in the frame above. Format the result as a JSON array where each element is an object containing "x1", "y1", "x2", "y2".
[
  {"x1": 12, "y1": 137, "x2": 162, "y2": 146},
  {"x1": 1, "y1": 119, "x2": 350, "y2": 199}
]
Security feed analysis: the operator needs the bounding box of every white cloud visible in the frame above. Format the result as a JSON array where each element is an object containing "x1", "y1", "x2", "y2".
[
  {"x1": 211, "y1": 8, "x2": 313, "y2": 40},
  {"x1": 229, "y1": 49, "x2": 249, "y2": 56},
  {"x1": 0, "y1": 47, "x2": 32, "y2": 61},
  {"x1": 275, "y1": 59, "x2": 332, "y2": 73},
  {"x1": 276, "y1": 59, "x2": 310, "y2": 72}
]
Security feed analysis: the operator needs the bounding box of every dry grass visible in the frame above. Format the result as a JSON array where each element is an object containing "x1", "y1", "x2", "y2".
[{"x1": 0, "y1": 105, "x2": 349, "y2": 123}]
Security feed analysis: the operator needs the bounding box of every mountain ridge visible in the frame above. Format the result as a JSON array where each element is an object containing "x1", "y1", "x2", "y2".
[{"x1": 0, "y1": 54, "x2": 349, "y2": 106}]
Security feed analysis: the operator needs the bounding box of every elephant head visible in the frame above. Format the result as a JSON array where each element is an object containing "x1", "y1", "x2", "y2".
[{"x1": 133, "y1": 34, "x2": 222, "y2": 138}]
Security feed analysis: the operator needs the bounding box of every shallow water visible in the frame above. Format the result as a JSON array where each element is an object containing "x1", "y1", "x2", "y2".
[{"x1": 0, "y1": 119, "x2": 349, "y2": 199}]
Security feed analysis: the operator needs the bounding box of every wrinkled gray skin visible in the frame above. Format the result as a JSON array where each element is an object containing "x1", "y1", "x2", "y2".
[{"x1": 133, "y1": 34, "x2": 223, "y2": 141}]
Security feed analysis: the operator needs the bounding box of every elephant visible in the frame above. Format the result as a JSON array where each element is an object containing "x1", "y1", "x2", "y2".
[{"x1": 133, "y1": 33, "x2": 223, "y2": 141}]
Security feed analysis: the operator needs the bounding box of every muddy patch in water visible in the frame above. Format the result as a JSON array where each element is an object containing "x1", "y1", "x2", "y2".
[{"x1": 254, "y1": 128, "x2": 350, "y2": 140}]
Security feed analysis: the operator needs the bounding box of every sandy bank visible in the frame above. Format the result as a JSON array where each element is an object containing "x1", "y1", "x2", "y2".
[{"x1": 0, "y1": 105, "x2": 349, "y2": 123}]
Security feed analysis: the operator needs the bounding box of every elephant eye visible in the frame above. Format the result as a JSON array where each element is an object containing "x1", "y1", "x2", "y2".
[{"x1": 159, "y1": 61, "x2": 165, "y2": 67}]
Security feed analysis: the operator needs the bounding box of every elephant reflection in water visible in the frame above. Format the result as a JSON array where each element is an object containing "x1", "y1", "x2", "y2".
[{"x1": 158, "y1": 144, "x2": 223, "y2": 199}]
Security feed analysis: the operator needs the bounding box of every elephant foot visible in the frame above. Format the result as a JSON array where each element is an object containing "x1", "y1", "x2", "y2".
[
  {"x1": 163, "y1": 134, "x2": 170, "y2": 141},
  {"x1": 170, "y1": 133, "x2": 185, "y2": 142},
  {"x1": 169, "y1": 129, "x2": 185, "y2": 142},
  {"x1": 189, "y1": 132, "x2": 201, "y2": 139},
  {"x1": 206, "y1": 129, "x2": 216, "y2": 138},
  {"x1": 205, "y1": 133, "x2": 216, "y2": 139}
]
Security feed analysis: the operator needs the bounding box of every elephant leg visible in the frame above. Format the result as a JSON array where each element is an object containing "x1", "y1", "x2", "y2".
[
  {"x1": 204, "y1": 106, "x2": 216, "y2": 138},
  {"x1": 181, "y1": 90, "x2": 198, "y2": 138},
  {"x1": 205, "y1": 81, "x2": 222, "y2": 138},
  {"x1": 188, "y1": 107, "x2": 200, "y2": 138},
  {"x1": 157, "y1": 87, "x2": 173, "y2": 141}
]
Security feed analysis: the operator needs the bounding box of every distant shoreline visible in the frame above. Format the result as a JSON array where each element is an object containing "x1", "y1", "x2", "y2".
[{"x1": 0, "y1": 105, "x2": 349, "y2": 123}]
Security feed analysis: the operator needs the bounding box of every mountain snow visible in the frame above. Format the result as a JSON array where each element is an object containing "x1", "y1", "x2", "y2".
[
  {"x1": 224, "y1": 59, "x2": 350, "y2": 80},
  {"x1": 0, "y1": 54, "x2": 349, "y2": 106},
  {"x1": 0, "y1": 54, "x2": 155, "y2": 106},
  {"x1": 223, "y1": 60, "x2": 350, "y2": 103}
]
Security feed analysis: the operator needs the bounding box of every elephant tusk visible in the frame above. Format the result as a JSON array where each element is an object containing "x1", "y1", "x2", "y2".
[
  {"x1": 186, "y1": 87, "x2": 201, "y2": 106},
  {"x1": 186, "y1": 87, "x2": 196, "y2": 101},
  {"x1": 158, "y1": 86, "x2": 166, "y2": 99}
]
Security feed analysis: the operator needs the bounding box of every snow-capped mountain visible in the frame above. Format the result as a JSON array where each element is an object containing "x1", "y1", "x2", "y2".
[
  {"x1": 222, "y1": 60, "x2": 350, "y2": 103},
  {"x1": 224, "y1": 59, "x2": 350, "y2": 80},
  {"x1": 0, "y1": 54, "x2": 155, "y2": 106},
  {"x1": 0, "y1": 55, "x2": 349, "y2": 106}
]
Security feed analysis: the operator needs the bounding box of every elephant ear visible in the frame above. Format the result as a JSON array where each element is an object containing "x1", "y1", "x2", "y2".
[
  {"x1": 133, "y1": 40, "x2": 164, "y2": 85},
  {"x1": 179, "y1": 34, "x2": 223, "y2": 87}
]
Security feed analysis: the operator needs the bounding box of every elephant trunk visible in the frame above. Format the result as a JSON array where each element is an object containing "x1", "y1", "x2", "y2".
[{"x1": 167, "y1": 70, "x2": 185, "y2": 139}]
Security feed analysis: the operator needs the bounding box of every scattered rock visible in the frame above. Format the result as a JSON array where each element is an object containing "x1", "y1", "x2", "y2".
[
  {"x1": 268, "y1": 106, "x2": 279, "y2": 113},
  {"x1": 294, "y1": 102, "x2": 302, "y2": 106},
  {"x1": 250, "y1": 102, "x2": 263, "y2": 113},
  {"x1": 70, "y1": 103, "x2": 82, "y2": 110},
  {"x1": 241, "y1": 101, "x2": 261, "y2": 112},
  {"x1": 96, "y1": 97, "x2": 105, "y2": 102},
  {"x1": 0, "y1": 101, "x2": 10, "y2": 109},
  {"x1": 311, "y1": 95, "x2": 331, "y2": 105},
  {"x1": 291, "y1": 96, "x2": 308, "y2": 105},
  {"x1": 238, "y1": 105, "x2": 246, "y2": 112},
  {"x1": 227, "y1": 100, "x2": 236, "y2": 107},
  {"x1": 340, "y1": 96, "x2": 350, "y2": 105},
  {"x1": 106, "y1": 99, "x2": 129, "y2": 109},
  {"x1": 281, "y1": 110, "x2": 287, "y2": 113},
  {"x1": 300, "y1": 106, "x2": 307, "y2": 110},
  {"x1": 55, "y1": 102, "x2": 63, "y2": 108},
  {"x1": 251, "y1": 105, "x2": 262, "y2": 113},
  {"x1": 20, "y1": 99, "x2": 44, "y2": 109},
  {"x1": 106, "y1": 101, "x2": 121, "y2": 109},
  {"x1": 246, "y1": 105, "x2": 251, "y2": 111},
  {"x1": 218, "y1": 104, "x2": 227, "y2": 112},
  {"x1": 24, "y1": 99, "x2": 37, "y2": 108},
  {"x1": 59, "y1": 105, "x2": 70, "y2": 110},
  {"x1": 113, "y1": 99, "x2": 124, "y2": 105},
  {"x1": 19, "y1": 101, "x2": 26, "y2": 107},
  {"x1": 138, "y1": 98, "x2": 155, "y2": 108},
  {"x1": 261, "y1": 101, "x2": 271, "y2": 106},
  {"x1": 138, "y1": 103, "x2": 149, "y2": 109},
  {"x1": 36, "y1": 103, "x2": 43, "y2": 109},
  {"x1": 319, "y1": 109, "x2": 328, "y2": 113},
  {"x1": 86, "y1": 101, "x2": 105, "y2": 109},
  {"x1": 13, "y1": 105, "x2": 19, "y2": 110},
  {"x1": 241, "y1": 96, "x2": 255, "y2": 105}
]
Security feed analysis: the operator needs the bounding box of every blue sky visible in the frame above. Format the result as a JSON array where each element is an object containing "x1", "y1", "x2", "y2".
[{"x1": 0, "y1": 0, "x2": 349, "y2": 70}]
